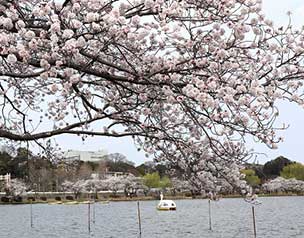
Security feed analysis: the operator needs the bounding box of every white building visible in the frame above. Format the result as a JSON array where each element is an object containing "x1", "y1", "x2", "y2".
[
  {"x1": 0, "y1": 173, "x2": 11, "y2": 186},
  {"x1": 64, "y1": 149, "x2": 108, "y2": 162}
]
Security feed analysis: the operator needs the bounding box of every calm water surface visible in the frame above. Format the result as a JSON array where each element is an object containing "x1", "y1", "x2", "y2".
[{"x1": 0, "y1": 196, "x2": 303, "y2": 238}]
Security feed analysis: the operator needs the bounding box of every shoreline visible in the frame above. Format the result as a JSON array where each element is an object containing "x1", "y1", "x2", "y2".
[{"x1": 0, "y1": 193, "x2": 303, "y2": 205}]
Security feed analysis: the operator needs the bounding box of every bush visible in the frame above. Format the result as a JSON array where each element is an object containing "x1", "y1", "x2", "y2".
[
  {"x1": 55, "y1": 196, "x2": 61, "y2": 201},
  {"x1": 1, "y1": 197, "x2": 10, "y2": 203},
  {"x1": 109, "y1": 194, "x2": 119, "y2": 198},
  {"x1": 40, "y1": 197, "x2": 47, "y2": 201},
  {"x1": 281, "y1": 163, "x2": 304, "y2": 180},
  {"x1": 13, "y1": 196, "x2": 23, "y2": 203},
  {"x1": 66, "y1": 196, "x2": 74, "y2": 200},
  {"x1": 28, "y1": 197, "x2": 35, "y2": 202}
]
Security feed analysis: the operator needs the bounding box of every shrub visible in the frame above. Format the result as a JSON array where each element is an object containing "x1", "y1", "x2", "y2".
[
  {"x1": 55, "y1": 196, "x2": 61, "y2": 201},
  {"x1": 66, "y1": 196, "x2": 74, "y2": 200},
  {"x1": 13, "y1": 196, "x2": 23, "y2": 203},
  {"x1": 1, "y1": 197, "x2": 10, "y2": 203},
  {"x1": 27, "y1": 197, "x2": 35, "y2": 202}
]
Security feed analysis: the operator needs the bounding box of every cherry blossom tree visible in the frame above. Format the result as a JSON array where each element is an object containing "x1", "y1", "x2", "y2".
[
  {"x1": 119, "y1": 175, "x2": 145, "y2": 197},
  {"x1": 168, "y1": 141, "x2": 247, "y2": 194},
  {"x1": 1, "y1": 0, "x2": 304, "y2": 185},
  {"x1": 61, "y1": 179, "x2": 86, "y2": 198},
  {"x1": 62, "y1": 175, "x2": 145, "y2": 197},
  {"x1": 262, "y1": 177, "x2": 304, "y2": 194},
  {"x1": 170, "y1": 178, "x2": 191, "y2": 195},
  {"x1": 6, "y1": 178, "x2": 27, "y2": 197},
  {"x1": 104, "y1": 176, "x2": 128, "y2": 196}
]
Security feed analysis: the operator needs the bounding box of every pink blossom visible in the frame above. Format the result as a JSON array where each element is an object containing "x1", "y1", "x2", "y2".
[
  {"x1": 24, "y1": 30, "x2": 35, "y2": 40},
  {"x1": 70, "y1": 74, "x2": 81, "y2": 83},
  {"x1": 145, "y1": 0, "x2": 154, "y2": 8},
  {"x1": 50, "y1": 22, "x2": 61, "y2": 33},
  {"x1": 216, "y1": 49, "x2": 227, "y2": 59},
  {"x1": 1, "y1": 0, "x2": 304, "y2": 189},
  {"x1": 86, "y1": 12, "x2": 99, "y2": 22},
  {"x1": 91, "y1": 22, "x2": 100, "y2": 31},
  {"x1": 209, "y1": 62, "x2": 218, "y2": 70},
  {"x1": 40, "y1": 72, "x2": 49, "y2": 80},
  {"x1": 131, "y1": 15, "x2": 141, "y2": 25},
  {"x1": 56, "y1": 60, "x2": 64, "y2": 67},
  {"x1": 2, "y1": 18, "x2": 13, "y2": 29},
  {"x1": 29, "y1": 39, "x2": 38, "y2": 50},
  {"x1": 40, "y1": 59, "x2": 50, "y2": 69},
  {"x1": 7, "y1": 54, "x2": 17, "y2": 64},
  {"x1": 72, "y1": 3, "x2": 81, "y2": 12},
  {"x1": 62, "y1": 29, "x2": 74, "y2": 39},
  {"x1": 0, "y1": 33, "x2": 9, "y2": 45},
  {"x1": 76, "y1": 37, "x2": 86, "y2": 48},
  {"x1": 71, "y1": 19, "x2": 83, "y2": 29},
  {"x1": 15, "y1": 20, "x2": 25, "y2": 30}
]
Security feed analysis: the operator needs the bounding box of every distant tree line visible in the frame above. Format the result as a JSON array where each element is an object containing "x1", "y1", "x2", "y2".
[
  {"x1": 2, "y1": 146, "x2": 304, "y2": 197},
  {"x1": 242, "y1": 156, "x2": 304, "y2": 194},
  {"x1": 0, "y1": 147, "x2": 170, "y2": 194}
]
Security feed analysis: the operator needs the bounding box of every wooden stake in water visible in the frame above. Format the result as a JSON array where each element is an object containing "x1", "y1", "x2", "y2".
[
  {"x1": 88, "y1": 202, "x2": 91, "y2": 233},
  {"x1": 208, "y1": 199, "x2": 212, "y2": 231},
  {"x1": 92, "y1": 200, "x2": 96, "y2": 224},
  {"x1": 30, "y1": 199, "x2": 33, "y2": 228},
  {"x1": 137, "y1": 201, "x2": 142, "y2": 237},
  {"x1": 252, "y1": 206, "x2": 257, "y2": 238}
]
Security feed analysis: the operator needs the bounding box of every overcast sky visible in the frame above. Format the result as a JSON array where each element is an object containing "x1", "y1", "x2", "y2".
[
  {"x1": 248, "y1": 0, "x2": 304, "y2": 164},
  {"x1": 30, "y1": 1, "x2": 304, "y2": 165}
]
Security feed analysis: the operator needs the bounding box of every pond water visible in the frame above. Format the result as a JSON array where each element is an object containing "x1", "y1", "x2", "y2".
[{"x1": 0, "y1": 196, "x2": 303, "y2": 238}]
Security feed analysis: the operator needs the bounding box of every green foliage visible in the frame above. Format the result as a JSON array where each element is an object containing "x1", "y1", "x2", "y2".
[
  {"x1": 241, "y1": 169, "x2": 261, "y2": 187},
  {"x1": 136, "y1": 162, "x2": 168, "y2": 176},
  {"x1": 250, "y1": 164, "x2": 265, "y2": 181},
  {"x1": 0, "y1": 148, "x2": 31, "y2": 179},
  {"x1": 159, "y1": 176, "x2": 172, "y2": 189},
  {"x1": 242, "y1": 169, "x2": 255, "y2": 176},
  {"x1": 280, "y1": 163, "x2": 304, "y2": 180},
  {"x1": 0, "y1": 151, "x2": 12, "y2": 175},
  {"x1": 136, "y1": 164, "x2": 146, "y2": 176},
  {"x1": 263, "y1": 156, "x2": 292, "y2": 178},
  {"x1": 143, "y1": 172, "x2": 161, "y2": 188},
  {"x1": 16, "y1": 147, "x2": 31, "y2": 160},
  {"x1": 143, "y1": 172, "x2": 172, "y2": 189}
]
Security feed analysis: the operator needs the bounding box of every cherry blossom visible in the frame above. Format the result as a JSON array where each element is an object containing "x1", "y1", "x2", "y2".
[
  {"x1": 1, "y1": 0, "x2": 304, "y2": 186},
  {"x1": 6, "y1": 179, "x2": 27, "y2": 197},
  {"x1": 262, "y1": 177, "x2": 304, "y2": 193}
]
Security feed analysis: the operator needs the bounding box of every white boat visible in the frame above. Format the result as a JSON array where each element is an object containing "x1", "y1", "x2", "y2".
[{"x1": 156, "y1": 200, "x2": 176, "y2": 211}]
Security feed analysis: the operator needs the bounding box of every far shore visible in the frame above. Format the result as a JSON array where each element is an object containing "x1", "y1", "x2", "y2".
[{"x1": 0, "y1": 192, "x2": 303, "y2": 205}]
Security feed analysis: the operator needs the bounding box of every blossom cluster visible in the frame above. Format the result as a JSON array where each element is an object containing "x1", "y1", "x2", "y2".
[
  {"x1": 262, "y1": 177, "x2": 304, "y2": 193},
  {"x1": 1, "y1": 0, "x2": 304, "y2": 186}
]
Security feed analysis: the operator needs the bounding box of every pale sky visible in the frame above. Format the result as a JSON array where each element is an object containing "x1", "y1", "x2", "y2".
[
  {"x1": 30, "y1": 1, "x2": 304, "y2": 165},
  {"x1": 249, "y1": 0, "x2": 304, "y2": 164}
]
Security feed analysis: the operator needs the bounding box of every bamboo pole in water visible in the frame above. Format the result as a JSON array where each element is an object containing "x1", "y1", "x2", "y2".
[
  {"x1": 208, "y1": 199, "x2": 212, "y2": 231},
  {"x1": 92, "y1": 199, "x2": 96, "y2": 224},
  {"x1": 30, "y1": 199, "x2": 33, "y2": 228},
  {"x1": 88, "y1": 202, "x2": 91, "y2": 233},
  {"x1": 137, "y1": 201, "x2": 142, "y2": 237},
  {"x1": 252, "y1": 206, "x2": 257, "y2": 238}
]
